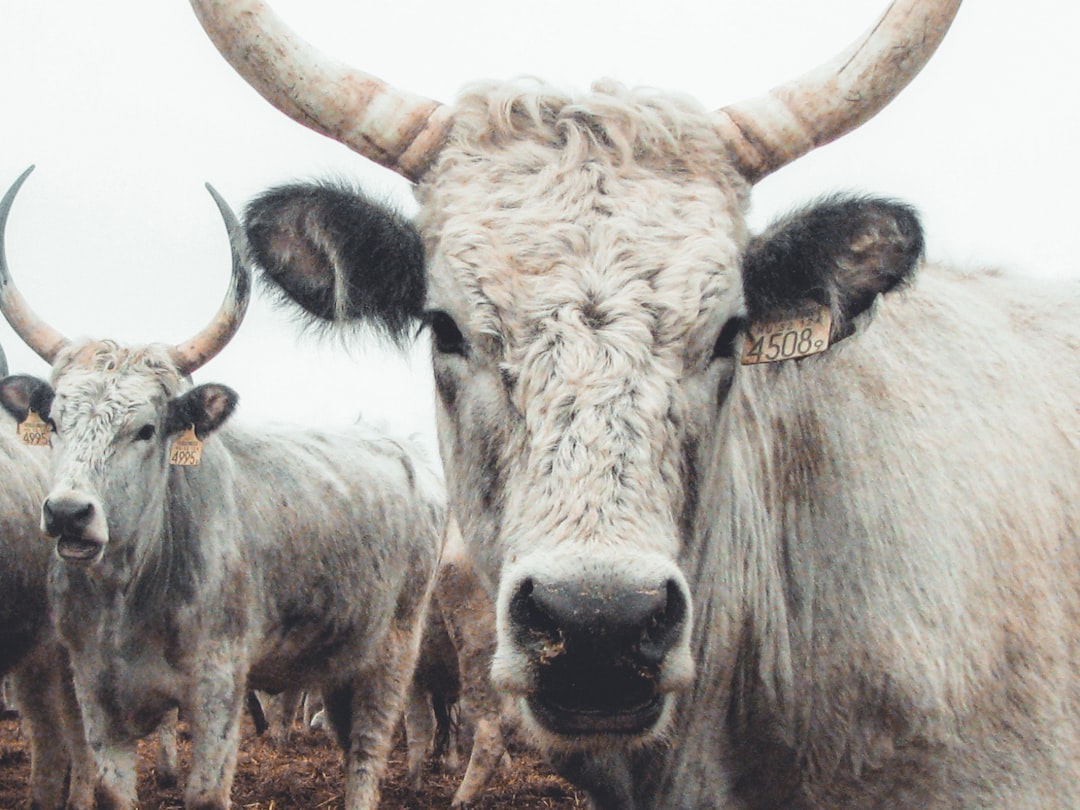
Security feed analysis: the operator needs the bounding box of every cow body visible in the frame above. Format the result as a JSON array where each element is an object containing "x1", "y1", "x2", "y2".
[
  {"x1": 0, "y1": 425, "x2": 94, "y2": 810},
  {"x1": 0, "y1": 350, "x2": 94, "y2": 810},
  {"x1": 239, "y1": 84, "x2": 1080, "y2": 809},
  {"x1": 1, "y1": 341, "x2": 445, "y2": 810},
  {"x1": 185, "y1": 0, "x2": 1080, "y2": 805}
]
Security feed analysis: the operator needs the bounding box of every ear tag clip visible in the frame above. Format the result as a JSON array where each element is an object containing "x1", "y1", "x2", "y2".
[
  {"x1": 742, "y1": 304, "x2": 833, "y2": 365},
  {"x1": 169, "y1": 426, "x2": 203, "y2": 467},
  {"x1": 17, "y1": 410, "x2": 51, "y2": 447}
]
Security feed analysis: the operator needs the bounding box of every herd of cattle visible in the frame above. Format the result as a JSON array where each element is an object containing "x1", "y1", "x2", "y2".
[{"x1": 3, "y1": 0, "x2": 1080, "y2": 808}]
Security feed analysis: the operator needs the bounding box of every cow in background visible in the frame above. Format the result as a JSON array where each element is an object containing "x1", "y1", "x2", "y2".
[
  {"x1": 0, "y1": 290, "x2": 94, "y2": 807},
  {"x1": 194, "y1": 0, "x2": 1080, "y2": 807},
  {"x1": 404, "y1": 518, "x2": 518, "y2": 807},
  {"x1": 0, "y1": 167, "x2": 446, "y2": 810}
]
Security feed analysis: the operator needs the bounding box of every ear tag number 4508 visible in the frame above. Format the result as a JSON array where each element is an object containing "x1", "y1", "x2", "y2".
[{"x1": 742, "y1": 305, "x2": 832, "y2": 365}]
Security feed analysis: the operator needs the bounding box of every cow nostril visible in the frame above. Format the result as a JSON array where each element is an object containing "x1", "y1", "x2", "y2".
[
  {"x1": 510, "y1": 577, "x2": 563, "y2": 642},
  {"x1": 638, "y1": 579, "x2": 688, "y2": 666}
]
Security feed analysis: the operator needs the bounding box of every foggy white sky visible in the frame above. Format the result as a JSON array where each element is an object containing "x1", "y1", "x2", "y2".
[{"x1": 2, "y1": 1, "x2": 1078, "y2": 454}]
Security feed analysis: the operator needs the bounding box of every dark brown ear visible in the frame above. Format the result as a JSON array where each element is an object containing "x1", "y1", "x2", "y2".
[
  {"x1": 0, "y1": 375, "x2": 54, "y2": 423},
  {"x1": 244, "y1": 179, "x2": 426, "y2": 346},
  {"x1": 165, "y1": 383, "x2": 239, "y2": 440},
  {"x1": 741, "y1": 194, "x2": 924, "y2": 340}
]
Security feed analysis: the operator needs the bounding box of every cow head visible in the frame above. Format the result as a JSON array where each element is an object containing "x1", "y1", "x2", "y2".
[
  {"x1": 196, "y1": 0, "x2": 954, "y2": 750},
  {"x1": 0, "y1": 167, "x2": 248, "y2": 566}
]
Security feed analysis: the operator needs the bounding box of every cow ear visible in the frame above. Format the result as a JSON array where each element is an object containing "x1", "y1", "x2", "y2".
[
  {"x1": 243, "y1": 179, "x2": 425, "y2": 347},
  {"x1": 165, "y1": 383, "x2": 239, "y2": 439},
  {"x1": 0, "y1": 375, "x2": 54, "y2": 423},
  {"x1": 741, "y1": 194, "x2": 924, "y2": 341}
]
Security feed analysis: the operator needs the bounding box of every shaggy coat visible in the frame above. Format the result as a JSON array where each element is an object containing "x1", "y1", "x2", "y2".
[
  {"x1": 243, "y1": 83, "x2": 1080, "y2": 809},
  {"x1": 0, "y1": 340, "x2": 446, "y2": 810},
  {"x1": 0, "y1": 349, "x2": 94, "y2": 810}
]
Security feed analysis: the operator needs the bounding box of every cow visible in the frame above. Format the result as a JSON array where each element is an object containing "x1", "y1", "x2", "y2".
[
  {"x1": 0, "y1": 167, "x2": 447, "y2": 810},
  {"x1": 0, "y1": 221, "x2": 95, "y2": 808},
  {"x1": 405, "y1": 522, "x2": 518, "y2": 807},
  {"x1": 190, "y1": 0, "x2": 1080, "y2": 807}
]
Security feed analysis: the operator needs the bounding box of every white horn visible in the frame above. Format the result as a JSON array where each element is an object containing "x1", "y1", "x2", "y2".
[
  {"x1": 189, "y1": 0, "x2": 455, "y2": 183},
  {"x1": 716, "y1": 0, "x2": 962, "y2": 182},
  {"x1": 168, "y1": 184, "x2": 252, "y2": 376},
  {"x1": 0, "y1": 166, "x2": 71, "y2": 365}
]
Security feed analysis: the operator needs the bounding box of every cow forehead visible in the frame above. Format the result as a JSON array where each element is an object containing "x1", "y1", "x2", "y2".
[
  {"x1": 51, "y1": 340, "x2": 184, "y2": 431},
  {"x1": 418, "y1": 82, "x2": 751, "y2": 367}
]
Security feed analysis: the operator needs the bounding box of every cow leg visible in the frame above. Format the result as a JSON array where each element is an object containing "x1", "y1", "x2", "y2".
[
  {"x1": 56, "y1": 657, "x2": 95, "y2": 810},
  {"x1": 8, "y1": 645, "x2": 76, "y2": 810},
  {"x1": 432, "y1": 693, "x2": 460, "y2": 773},
  {"x1": 403, "y1": 680, "x2": 435, "y2": 790},
  {"x1": 86, "y1": 735, "x2": 139, "y2": 810},
  {"x1": 328, "y1": 625, "x2": 424, "y2": 810},
  {"x1": 183, "y1": 671, "x2": 246, "y2": 810},
  {"x1": 451, "y1": 715, "x2": 507, "y2": 808},
  {"x1": 155, "y1": 707, "x2": 180, "y2": 788},
  {"x1": 261, "y1": 688, "x2": 303, "y2": 747},
  {"x1": 303, "y1": 690, "x2": 324, "y2": 729}
]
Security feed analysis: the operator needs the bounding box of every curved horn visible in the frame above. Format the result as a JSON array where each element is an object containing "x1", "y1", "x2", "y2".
[
  {"x1": 716, "y1": 0, "x2": 962, "y2": 183},
  {"x1": 168, "y1": 184, "x2": 252, "y2": 377},
  {"x1": 0, "y1": 341, "x2": 8, "y2": 379},
  {"x1": 189, "y1": 0, "x2": 455, "y2": 183},
  {"x1": 0, "y1": 167, "x2": 71, "y2": 365}
]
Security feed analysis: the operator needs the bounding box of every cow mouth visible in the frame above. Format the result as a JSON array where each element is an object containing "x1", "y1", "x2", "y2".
[
  {"x1": 56, "y1": 535, "x2": 104, "y2": 562},
  {"x1": 526, "y1": 660, "x2": 666, "y2": 736},
  {"x1": 526, "y1": 692, "x2": 665, "y2": 736}
]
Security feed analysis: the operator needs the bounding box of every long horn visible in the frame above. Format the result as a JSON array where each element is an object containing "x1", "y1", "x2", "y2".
[
  {"x1": 716, "y1": 0, "x2": 962, "y2": 183},
  {"x1": 0, "y1": 341, "x2": 8, "y2": 379},
  {"x1": 189, "y1": 0, "x2": 455, "y2": 183},
  {"x1": 169, "y1": 184, "x2": 252, "y2": 376},
  {"x1": 0, "y1": 167, "x2": 71, "y2": 365}
]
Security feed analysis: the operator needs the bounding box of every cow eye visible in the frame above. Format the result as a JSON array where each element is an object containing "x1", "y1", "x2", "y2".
[
  {"x1": 135, "y1": 424, "x2": 156, "y2": 442},
  {"x1": 425, "y1": 310, "x2": 467, "y2": 356},
  {"x1": 711, "y1": 317, "x2": 745, "y2": 360}
]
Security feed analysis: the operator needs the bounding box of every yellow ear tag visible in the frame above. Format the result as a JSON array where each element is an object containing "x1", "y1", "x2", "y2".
[
  {"x1": 17, "y1": 410, "x2": 51, "y2": 447},
  {"x1": 742, "y1": 304, "x2": 833, "y2": 365},
  {"x1": 169, "y1": 426, "x2": 203, "y2": 467}
]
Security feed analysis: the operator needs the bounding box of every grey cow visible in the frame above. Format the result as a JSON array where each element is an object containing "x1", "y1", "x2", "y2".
[
  {"x1": 0, "y1": 168, "x2": 446, "y2": 810},
  {"x1": 0, "y1": 336, "x2": 95, "y2": 810},
  {"x1": 193, "y1": 0, "x2": 1080, "y2": 808}
]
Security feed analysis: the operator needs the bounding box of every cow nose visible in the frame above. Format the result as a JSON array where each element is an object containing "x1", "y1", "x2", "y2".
[
  {"x1": 511, "y1": 576, "x2": 687, "y2": 665},
  {"x1": 507, "y1": 573, "x2": 689, "y2": 734},
  {"x1": 43, "y1": 495, "x2": 96, "y2": 537}
]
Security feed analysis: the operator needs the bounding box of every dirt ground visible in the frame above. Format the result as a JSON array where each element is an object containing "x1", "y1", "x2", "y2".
[{"x1": 0, "y1": 710, "x2": 587, "y2": 809}]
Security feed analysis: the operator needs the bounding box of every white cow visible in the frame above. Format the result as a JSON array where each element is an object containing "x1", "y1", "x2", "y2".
[
  {"x1": 0, "y1": 167, "x2": 446, "y2": 810},
  {"x1": 192, "y1": 1, "x2": 1080, "y2": 807},
  {"x1": 0, "y1": 338, "x2": 94, "y2": 810}
]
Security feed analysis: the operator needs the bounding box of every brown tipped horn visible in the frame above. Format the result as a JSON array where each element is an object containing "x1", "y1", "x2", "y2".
[
  {"x1": 0, "y1": 167, "x2": 71, "y2": 365},
  {"x1": 189, "y1": 0, "x2": 455, "y2": 183},
  {"x1": 168, "y1": 184, "x2": 252, "y2": 377},
  {"x1": 716, "y1": 0, "x2": 962, "y2": 183}
]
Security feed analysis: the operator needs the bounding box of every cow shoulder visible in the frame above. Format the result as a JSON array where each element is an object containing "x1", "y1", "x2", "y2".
[
  {"x1": 243, "y1": 180, "x2": 425, "y2": 345},
  {"x1": 742, "y1": 194, "x2": 924, "y2": 342}
]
